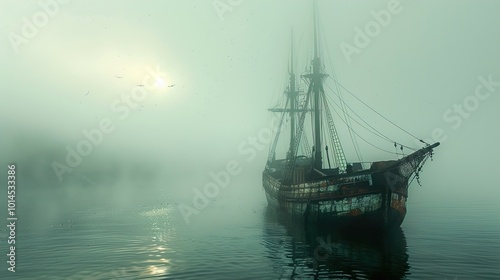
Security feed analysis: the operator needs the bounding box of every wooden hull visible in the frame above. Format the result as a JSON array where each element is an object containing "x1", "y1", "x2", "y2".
[
  {"x1": 262, "y1": 143, "x2": 438, "y2": 229},
  {"x1": 263, "y1": 171, "x2": 406, "y2": 229}
]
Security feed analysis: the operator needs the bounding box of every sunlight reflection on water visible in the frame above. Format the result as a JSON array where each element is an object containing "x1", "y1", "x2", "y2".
[{"x1": 2, "y1": 191, "x2": 498, "y2": 279}]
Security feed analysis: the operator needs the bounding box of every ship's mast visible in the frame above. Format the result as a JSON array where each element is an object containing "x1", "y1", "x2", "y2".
[
  {"x1": 312, "y1": 0, "x2": 325, "y2": 170},
  {"x1": 288, "y1": 30, "x2": 297, "y2": 155},
  {"x1": 267, "y1": 30, "x2": 303, "y2": 163},
  {"x1": 300, "y1": 0, "x2": 326, "y2": 170}
]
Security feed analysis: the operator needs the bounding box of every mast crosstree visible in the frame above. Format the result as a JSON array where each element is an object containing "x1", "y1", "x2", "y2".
[{"x1": 270, "y1": 0, "x2": 349, "y2": 182}]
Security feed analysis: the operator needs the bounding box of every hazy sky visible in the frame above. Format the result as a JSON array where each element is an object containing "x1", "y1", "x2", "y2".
[{"x1": 1, "y1": 0, "x2": 499, "y2": 202}]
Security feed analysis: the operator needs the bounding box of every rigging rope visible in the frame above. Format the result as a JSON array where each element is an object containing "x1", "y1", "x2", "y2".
[
  {"x1": 325, "y1": 79, "x2": 418, "y2": 152},
  {"x1": 272, "y1": 9, "x2": 424, "y2": 165},
  {"x1": 323, "y1": 87, "x2": 400, "y2": 155},
  {"x1": 284, "y1": 82, "x2": 313, "y2": 181},
  {"x1": 320, "y1": 28, "x2": 363, "y2": 162},
  {"x1": 267, "y1": 97, "x2": 290, "y2": 163},
  {"x1": 325, "y1": 82, "x2": 394, "y2": 143},
  {"x1": 330, "y1": 78, "x2": 428, "y2": 145},
  {"x1": 324, "y1": 82, "x2": 418, "y2": 152},
  {"x1": 322, "y1": 93, "x2": 405, "y2": 156}
]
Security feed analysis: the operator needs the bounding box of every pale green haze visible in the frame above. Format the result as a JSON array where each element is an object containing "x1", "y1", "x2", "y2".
[
  {"x1": 0, "y1": 0, "x2": 499, "y2": 278},
  {"x1": 1, "y1": 0, "x2": 499, "y2": 200}
]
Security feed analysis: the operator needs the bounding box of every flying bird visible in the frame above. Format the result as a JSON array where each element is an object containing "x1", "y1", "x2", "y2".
[
  {"x1": 115, "y1": 76, "x2": 123, "y2": 79},
  {"x1": 84, "y1": 91, "x2": 89, "y2": 96},
  {"x1": 168, "y1": 84, "x2": 175, "y2": 88},
  {"x1": 136, "y1": 84, "x2": 144, "y2": 87}
]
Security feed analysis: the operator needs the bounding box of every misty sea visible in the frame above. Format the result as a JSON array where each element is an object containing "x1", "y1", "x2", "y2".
[
  {"x1": 1, "y1": 174, "x2": 499, "y2": 280},
  {"x1": 2, "y1": 0, "x2": 500, "y2": 279}
]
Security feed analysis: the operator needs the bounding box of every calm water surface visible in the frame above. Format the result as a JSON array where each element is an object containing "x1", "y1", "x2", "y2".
[{"x1": 1, "y1": 182, "x2": 499, "y2": 279}]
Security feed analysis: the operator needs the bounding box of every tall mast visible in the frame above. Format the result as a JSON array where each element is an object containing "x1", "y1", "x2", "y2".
[
  {"x1": 288, "y1": 29, "x2": 296, "y2": 155},
  {"x1": 312, "y1": 0, "x2": 323, "y2": 170},
  {"x1": 268, "y1": 30, "x2": 303, "y2": 163}
]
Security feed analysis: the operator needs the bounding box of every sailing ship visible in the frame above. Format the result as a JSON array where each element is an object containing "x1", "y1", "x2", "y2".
[{"x1": 262, "y1": 2, "x2": 439, "y2": 229}]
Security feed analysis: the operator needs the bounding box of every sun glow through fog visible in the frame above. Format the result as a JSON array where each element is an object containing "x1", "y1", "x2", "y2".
[{"x1": 155, "y1": 77, "x2": 166, "y2": 89}]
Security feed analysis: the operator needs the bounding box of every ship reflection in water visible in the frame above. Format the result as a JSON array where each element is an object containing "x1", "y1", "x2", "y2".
[{"x1": 262, "y1": 207, "x2": 409, "y2": 279}]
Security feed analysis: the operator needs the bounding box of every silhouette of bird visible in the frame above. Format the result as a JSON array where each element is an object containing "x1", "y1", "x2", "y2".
[
  {"x1": 115, "y1": 76, "x2": 123, "y2": 79},
  {"x1": 168, "y1": 84, "x2": 175, "y2": 88}
]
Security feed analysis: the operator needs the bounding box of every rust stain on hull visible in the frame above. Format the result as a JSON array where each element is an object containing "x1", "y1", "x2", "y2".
[
  {"x1": 263, "y1": 144, "x2": 438, "y2": 228},
  {"x1": 263, "y1": 164, "x2": 413, "y2": 228}
]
